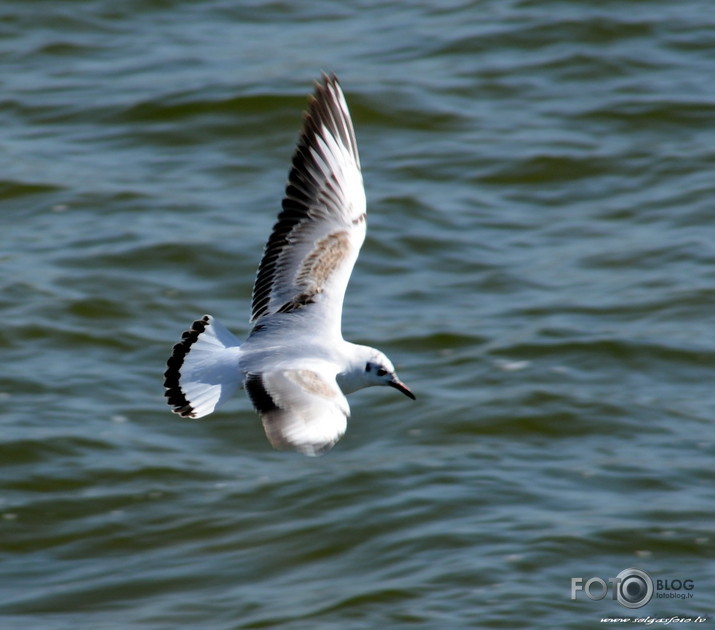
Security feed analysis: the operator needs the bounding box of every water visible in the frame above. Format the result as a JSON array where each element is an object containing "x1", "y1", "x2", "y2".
[{"x1": 1, "y1": 1, "x2": 714, "y2": 628}]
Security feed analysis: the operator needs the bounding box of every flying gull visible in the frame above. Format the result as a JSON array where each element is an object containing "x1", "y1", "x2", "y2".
[{"x1": 164, "y1": 73, "x2": 415, "y2": 456}]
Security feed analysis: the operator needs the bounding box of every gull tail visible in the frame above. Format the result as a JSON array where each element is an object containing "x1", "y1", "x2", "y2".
[{"x1": 164, "y1": 315, "x2": 242, "y2": 418}]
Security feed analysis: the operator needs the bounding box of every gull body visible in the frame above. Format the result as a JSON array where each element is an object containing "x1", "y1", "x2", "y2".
[{"x1": 164, "y1": 74, "x2": 414, "y2": 456}]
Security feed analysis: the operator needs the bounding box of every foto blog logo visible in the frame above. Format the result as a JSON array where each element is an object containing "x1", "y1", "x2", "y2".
[{"x1": 571, "y1": 568, "x2": 695, "y2": 609}]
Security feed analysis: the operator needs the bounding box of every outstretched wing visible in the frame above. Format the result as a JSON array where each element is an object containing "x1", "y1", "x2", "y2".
[
  {"x1": 245, "y1": 368, "x2": 350, "y2": 456},
  {"x1": 250, "y1": 73, "x2": 366, "y2": 336}
]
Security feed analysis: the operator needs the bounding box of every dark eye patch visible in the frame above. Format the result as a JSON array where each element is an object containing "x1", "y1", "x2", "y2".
[
  {"x1": 376, "y1": 367, "x2": 388, "y2": 377},
  {"x1": 365, "y1": 363, "x2": 372, "y2": 372}
]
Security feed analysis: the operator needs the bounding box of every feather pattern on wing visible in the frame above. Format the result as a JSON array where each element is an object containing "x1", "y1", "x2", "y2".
[
  {"x1": 250, "y1": 74, "x2": 366, "y2": 336},
  {"x1": 245, "y1": 368, "x2": 350, "y2": 456}
]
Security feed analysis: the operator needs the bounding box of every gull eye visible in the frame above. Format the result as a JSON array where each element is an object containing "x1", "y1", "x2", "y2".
[{"x1": 376, "y1": 367, "x2": 388, "y2": 377}]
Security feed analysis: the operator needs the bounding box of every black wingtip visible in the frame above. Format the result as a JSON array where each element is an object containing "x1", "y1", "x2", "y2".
[
  {"x1": 316, "y1": 71, "x2": 339, "y2": 90},
  {"x1": 163, "y1": 315, "x2": 211, "y2": 417},
  {"x1": 245, "y1": 373, "x2": 280, "y2": 414}
]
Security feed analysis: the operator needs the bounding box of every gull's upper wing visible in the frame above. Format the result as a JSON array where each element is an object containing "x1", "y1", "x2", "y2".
[
  {"x1": 245, "y1": 368, "x2": 350, "y2": 456},
  {"x1": 250, "y1": 74, "x2": 366, "y2": 336}
]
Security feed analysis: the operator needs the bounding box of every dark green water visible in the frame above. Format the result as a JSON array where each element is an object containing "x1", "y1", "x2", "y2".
[{"x1": 1, "y1": 1, "x2": 714, "y2": 628}]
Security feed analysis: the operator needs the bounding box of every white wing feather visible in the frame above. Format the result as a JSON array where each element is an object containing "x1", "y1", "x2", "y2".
[
  {"x1": 250, "y1": 74, "x2": 366, "y2": 338},
  {"x1": 245, "y1": 367, "x2": 350, "y2": 456}
]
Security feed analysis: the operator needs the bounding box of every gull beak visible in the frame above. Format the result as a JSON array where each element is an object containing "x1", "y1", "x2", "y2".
[{"x1": 388, "y1": 376, "x2": 416, "y2": 400}]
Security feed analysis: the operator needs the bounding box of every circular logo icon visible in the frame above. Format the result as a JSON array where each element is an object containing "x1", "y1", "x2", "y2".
[{"x1": 616, "y1": 568, "x2": 654, "y2": 608}]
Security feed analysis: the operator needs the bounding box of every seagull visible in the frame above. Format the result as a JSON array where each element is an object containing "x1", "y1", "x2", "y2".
[{"x1": 163, "y1": 74, "x2": 415, "y2": 456}]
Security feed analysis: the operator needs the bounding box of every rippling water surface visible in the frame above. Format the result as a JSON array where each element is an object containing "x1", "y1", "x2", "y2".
[{"x1": 2, "y1": 1, "x2": 714, "y2": 628}]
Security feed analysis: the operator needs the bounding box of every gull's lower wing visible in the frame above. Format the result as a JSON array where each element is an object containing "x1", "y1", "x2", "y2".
[{"x1": 245, "y1": 368, "x2": 350, "y2": 456}]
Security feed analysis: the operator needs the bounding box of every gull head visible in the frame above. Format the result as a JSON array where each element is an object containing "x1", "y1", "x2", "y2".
[{"x1": 342, "y1": 346, "x2": 415, "y2": 399}]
